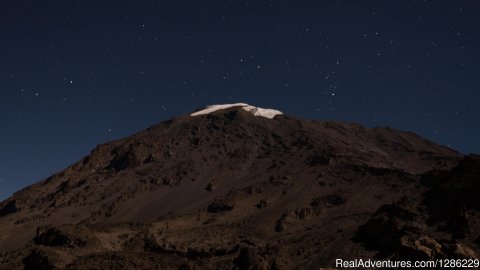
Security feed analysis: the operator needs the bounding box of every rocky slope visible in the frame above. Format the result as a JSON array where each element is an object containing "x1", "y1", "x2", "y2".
[{"x1": 0, "y1": 104, "x2": 478, "y2": 269}]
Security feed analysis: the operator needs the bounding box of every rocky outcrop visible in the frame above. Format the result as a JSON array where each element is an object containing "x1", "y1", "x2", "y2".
[
  {"x1": 0, "y1": 200, "x2": 19, "y2": 217},
  {"x1": 422, "y1": 155, "x2": 480, "y2": 238},
  {"x1": 275, "y1": 208, "x2": 319, "y2": 232}
]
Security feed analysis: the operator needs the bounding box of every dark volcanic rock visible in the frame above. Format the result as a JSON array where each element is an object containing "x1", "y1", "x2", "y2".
[
  {"x1": 207, "y1": 196, "x2": 235, "y2": 213},
  {"x1": 34, "y1": 226, "x2": 87, "y2": 248},
  {"x1": 396, "y1": 236, "x2": 480, "y2": 261},
  {"x1": 356, "y1": 195, "x2": 480, "y2": 261},
  {"x1": 355, "y1": 215, "x2": 404, "y2": 255},
  {"x1": 234, "y1": 247, "x2": 266, "y2": 270},
  {"x1": 422, "y1": 155, "x2": 480, "y2": 237},
  {"x1": 397, "y1": 235, "x2": 444, "y2": 261},
  {"x1": 23, "y1": 249, "x2": 55, "y2": 270},
  {"x1": 311, "y1": 192, "x2": 348, "y2": 207},
  {"x1": 354, "y1": 203, "x2": 419, "y2": 257},
  {"x1": 0, "y1": 200, "x2": 19, "y2": 217},
  {"x1": 275, "y1": 208, "x2": 318, "y2": 232}
]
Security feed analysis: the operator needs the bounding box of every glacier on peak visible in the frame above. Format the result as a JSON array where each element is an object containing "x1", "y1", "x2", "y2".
[{"x1": 190, "y1": 103, "x2": 283, "y2": 119}]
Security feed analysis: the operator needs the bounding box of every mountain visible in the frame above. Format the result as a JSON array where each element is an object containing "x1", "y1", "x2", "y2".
[{"x1": 0, "y1": 104, "x2": 478, "y2": 269}]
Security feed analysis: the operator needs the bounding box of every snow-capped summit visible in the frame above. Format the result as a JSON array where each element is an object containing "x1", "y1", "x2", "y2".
[{"x1": 190, "y1": 103, "x2": 283, "y2": 119}]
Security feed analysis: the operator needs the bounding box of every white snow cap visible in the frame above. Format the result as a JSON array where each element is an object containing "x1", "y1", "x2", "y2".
[{"x1": 191, "y1": 103, "x2": 283, "y2": 119}]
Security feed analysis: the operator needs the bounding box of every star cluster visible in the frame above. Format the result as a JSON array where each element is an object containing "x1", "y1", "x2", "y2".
[{"x1": 1, "y1": 0, "x2": 479, "y2": 199}]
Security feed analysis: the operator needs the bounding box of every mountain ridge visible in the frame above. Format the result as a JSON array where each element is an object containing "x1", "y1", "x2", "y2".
[{"x1": 1, "y1": 105, "x2": 478, "y2": 269}]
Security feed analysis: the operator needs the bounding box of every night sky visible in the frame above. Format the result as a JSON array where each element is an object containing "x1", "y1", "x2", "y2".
[{"x1": 1, "y1": 1, "x2": 479, "y2": 200}]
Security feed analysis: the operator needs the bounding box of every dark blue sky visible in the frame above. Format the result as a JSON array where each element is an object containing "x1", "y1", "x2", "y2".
[{"x1": 1, "y1": 0, "x2": 479, "y2": 200}]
